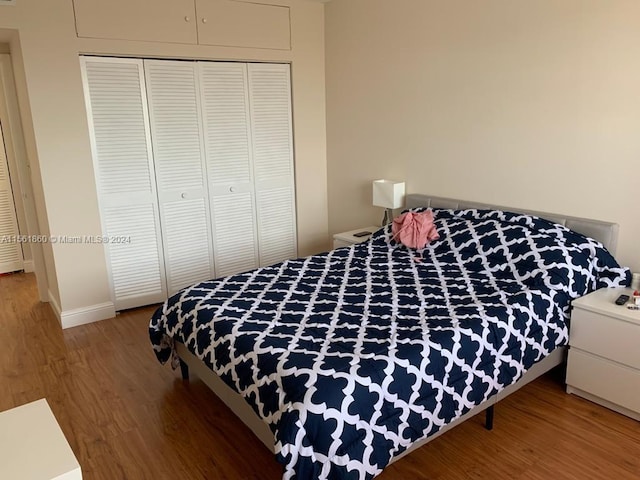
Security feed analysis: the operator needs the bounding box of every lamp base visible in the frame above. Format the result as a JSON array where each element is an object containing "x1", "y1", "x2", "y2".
[{"x1": 381, "y1": 208, "x2": 393, "y2": 226}]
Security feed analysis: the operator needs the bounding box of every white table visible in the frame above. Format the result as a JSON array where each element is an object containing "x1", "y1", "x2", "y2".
[
  {"x1": 0, "y1": 399, "x2": 82, "y2": 479},
  {"x1": 566, "y1": 287, "x2": 640, "y2": 421},
  {"x1": 332, "y1": 226, "x2": 379, "y2": 249}
]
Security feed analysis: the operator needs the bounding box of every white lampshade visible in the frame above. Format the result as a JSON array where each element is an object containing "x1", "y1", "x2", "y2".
[{"x1": 372, "y1": 179, "x2": 405, "y2": 209}]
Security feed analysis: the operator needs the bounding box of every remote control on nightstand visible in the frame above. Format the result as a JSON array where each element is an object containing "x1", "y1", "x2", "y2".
[{"x1": 615, "y1": 294, "x2": 630, "y2": 305}]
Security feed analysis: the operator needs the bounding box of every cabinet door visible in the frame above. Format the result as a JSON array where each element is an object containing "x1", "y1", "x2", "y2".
[
  {"x1": 199, "y1": 62, "x2": 259, "y2": 278},
  {"x1": 196, "y1": 0, "x2": 290, "y2": 50},
  {"x1": 248, "y1": 63, "x2": 297, "y2": 266},
  {"x1": 81, "y1": 57, "x2": 167, "y2": 310},
  {"x1": 144, "y1": 60, "x2": 215, "y2": 294},
  {"x1": 0, "y1": 123, "x2": 23, "y2": 274},
  {"x1": 73, "y1": 0, "x2": 197, "y2": 44}
]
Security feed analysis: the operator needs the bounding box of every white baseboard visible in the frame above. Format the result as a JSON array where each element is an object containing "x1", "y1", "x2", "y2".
[
  {"x1": 23, "y1": 260, "x2": 34, "y2": 273},
  {"x1": 47, "y1": 290, "x2": 61, "y2": 321},
  {"x1": 60, "y1": 302, "x2": 116, "y2": 329}
]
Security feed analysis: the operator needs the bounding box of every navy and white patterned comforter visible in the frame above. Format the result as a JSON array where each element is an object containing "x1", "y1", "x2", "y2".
[{"x1": 150, "y1": 209, "x2": 629, "y2": 479}]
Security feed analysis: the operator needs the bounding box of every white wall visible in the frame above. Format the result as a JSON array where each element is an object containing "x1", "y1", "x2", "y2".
[
  {"x1": 326, "y1": 0, "x2": 640, "y2": 271},
  {"x1": 0, "y1": 0, "x2": 328, "y2": 324}
]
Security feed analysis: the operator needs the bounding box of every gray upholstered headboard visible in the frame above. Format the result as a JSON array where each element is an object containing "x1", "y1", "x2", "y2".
[{"x1": 405, "y1": 194, "x2": 620, "y2": 255}]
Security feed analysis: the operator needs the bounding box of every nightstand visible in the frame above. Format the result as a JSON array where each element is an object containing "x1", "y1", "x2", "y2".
[
  {"x1": 332, "y1": 226, "x2": 379, "y2": 249},
  {"x1": 566, "y1": 287, "x2": 640, "y2": 421}
]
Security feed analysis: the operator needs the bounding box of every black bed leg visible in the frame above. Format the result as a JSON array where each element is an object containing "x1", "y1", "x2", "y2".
[
  {"x1": 485, "y1": 405, "x2": 494, "y2": 431},
  {"x1": 179, "y1": 358, "x2": 189, "y2": 381}
]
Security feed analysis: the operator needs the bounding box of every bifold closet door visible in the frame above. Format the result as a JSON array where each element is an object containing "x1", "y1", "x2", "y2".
[
  {"x1": 199, "y1": 62, "x2": 259, "y2": 277},
  {"x1": 248, "y1": 63, "x2": 297, "y2": 266},
  {"x1": 199, "y1": 62, "x2": 297, "y2": 277},
  {"x1": 81, "y1": 57, "x2": 167, "y2": 310},
  {"x1": 144, "y1": 60, "x2": 214, "y2": 294},
  {"x1": 83, "y1": 57, "x2": 297, "y2": 309},
  {"x1": 0, "y1": 122, "x2": 23, "y2": 274}
]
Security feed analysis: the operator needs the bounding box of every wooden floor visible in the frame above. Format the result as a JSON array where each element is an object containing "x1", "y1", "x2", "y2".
[{"x1": 1, "y1": 272, "x2": 639, "y2": 480}]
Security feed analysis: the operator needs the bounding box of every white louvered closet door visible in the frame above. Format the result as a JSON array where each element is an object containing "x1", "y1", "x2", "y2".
[
  {"x1": 144, "y1": 60, "x2": 214, "y2": 294},
  {"x1": 0, "y1": 122, "x2": 23, "y2": 274},
  {"x1": 248, "y1": 63, "x2": 297, "y2": 266},
  {"x1": 199, "y1": 62, "x2": 259, "y2": 277},
  {"x1": 81, "y1": 57, "x2": 167, "y2": 310}
]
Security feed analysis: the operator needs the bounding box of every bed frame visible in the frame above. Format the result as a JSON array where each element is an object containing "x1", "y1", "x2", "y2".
[{"x1": 175, "y1": 193, "x2": 620, "y2": 465}]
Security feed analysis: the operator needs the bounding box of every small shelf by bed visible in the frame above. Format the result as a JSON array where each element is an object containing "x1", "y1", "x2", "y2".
[
  {"x1": 567, "y1": 287, "x2": 640, "y2": 421},
  {"x1": 332, "y1": 226, "x2": 378, "y2": 248}
]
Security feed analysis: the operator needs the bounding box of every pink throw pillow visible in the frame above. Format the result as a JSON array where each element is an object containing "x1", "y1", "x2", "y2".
[{"x1": 392, "y1": 210, "x2": 440, "y2": 250}]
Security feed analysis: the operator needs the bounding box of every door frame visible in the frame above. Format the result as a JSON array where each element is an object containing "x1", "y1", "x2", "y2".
[{"x1": 0, "y1": 53, "x2": 48, "y2": 301}]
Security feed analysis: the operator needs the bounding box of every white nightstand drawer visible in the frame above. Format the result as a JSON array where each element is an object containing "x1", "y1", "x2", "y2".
[
  {"x1": 567, "y1": 349, "x2": 640, "y2": 415},
  {"x1": 570, "y1": 307, "x2": 640, "y2": 370}
]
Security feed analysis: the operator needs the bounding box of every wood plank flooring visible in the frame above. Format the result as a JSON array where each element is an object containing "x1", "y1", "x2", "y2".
[{"x1": 1, "y1": 272, "x2": 638, "y2": 479}]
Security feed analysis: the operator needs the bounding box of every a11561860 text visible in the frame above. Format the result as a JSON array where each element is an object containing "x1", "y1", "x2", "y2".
[{"x1": 0, "y1": 235, "x2": 132, "y2": 244}]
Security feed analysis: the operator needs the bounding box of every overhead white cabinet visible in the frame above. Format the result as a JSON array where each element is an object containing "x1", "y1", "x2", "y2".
[
  {"x1": 73, "y1": 0, "x2": 197, "y2": 44},
  {"x1": 72, "y1": 0, "x2": 291, "y2": 50},
  {"x1": 196, "y1": 0, "x2": 291, "y2": 50},
  {"x1": 82, "y1": 57, "x2": 297, "y2": 310}
]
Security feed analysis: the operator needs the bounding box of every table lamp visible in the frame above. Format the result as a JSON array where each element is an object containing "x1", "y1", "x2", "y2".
[{"x1": 372, "y1": 179, "x2": 405, "y2": 225}]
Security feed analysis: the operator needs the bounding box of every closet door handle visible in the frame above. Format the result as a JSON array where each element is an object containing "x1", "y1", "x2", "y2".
[
  {"x1": 201, "y1": 17, "x2": 208, "y2": 24},
  {"x1": 229, "y1": 187, "x2": 236, "y2": 193},
  {"x1": 184, "y1": 16, "x2": 191, "y2": 22},
  {"x1": 181, "y1": 193, "x2": 187, "y2": 199}
]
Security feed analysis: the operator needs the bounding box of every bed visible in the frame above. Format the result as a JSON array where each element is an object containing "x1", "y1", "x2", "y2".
[{"x1": 149, "y1": 194, "x2": 629, "y2": 479}]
